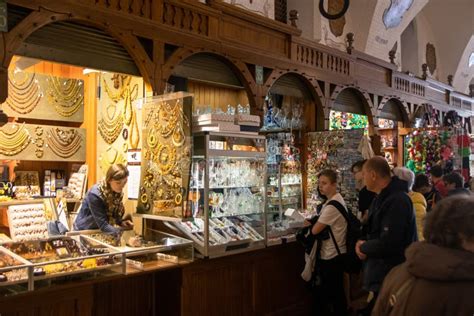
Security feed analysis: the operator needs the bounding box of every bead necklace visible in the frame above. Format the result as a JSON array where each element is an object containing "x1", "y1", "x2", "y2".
[
  {"x1": 98, "y1": 104, "x2": 123, "y2": 144},
  {"x1": 0, "y1": 123, "x2": 32, "y2": 156},
  {"x1": 6, "y1": 72, "x2": 42, "y2": 115},
  {"x1": 98, "y1": 146, "x2": 127, "y2": 171},
  {"x1": 47, "y1": 76, "x2": 83, "y2": 117},
  {"x1": 46, "y1": 128, "x2": 82, "y2": 158},
  {"x1": 129, "y1": 109, "x2": 140, "y2": 149},
  {"x1": 103, "y1": 75, "x2": 131, "y2": 103}
]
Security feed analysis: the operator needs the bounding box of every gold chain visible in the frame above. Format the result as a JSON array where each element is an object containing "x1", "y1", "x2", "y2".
[
  {"x1": 47, "y1": 76, "x2": 83, "y2": 117},
  {"x1": 0, "y1": 123, "x2": 32, "y2": 156},
  {"x1": 46, "y1": 128, "x2": 82, "y2": 158},
  {"x1": 103, "y1": 75, "x2": 131, "y2": 103},
  {"x1": 98, "y1": 104, "x2": 123, "y2": 144},
  {"x1": 6, "y1": 72, "x2": 42, "y2": 115}
]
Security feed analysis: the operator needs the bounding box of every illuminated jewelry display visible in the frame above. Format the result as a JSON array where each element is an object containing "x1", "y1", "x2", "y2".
[
  {"x1": 139, "y1": 95, "x2": 192, "y2": 214},
  {"x1": 98, "y1": 104, "x2": 123, "y2": 144},
  {"x1": 46, "y1": 128, "x2": 82, "y2": 158},
  {"x1": 6, "y1": 72, "x2": 42, "y2": 115},
  {"x1": 46, "y1": 76, "x2": 84, "y2": 117},
  {"x1": 0, "y1": 123, "x2": 32, "y2": 156}
]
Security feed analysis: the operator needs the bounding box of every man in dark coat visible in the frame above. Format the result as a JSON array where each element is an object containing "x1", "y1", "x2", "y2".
[{"x1": 355, "y1": 157, "x2": 417, "y2": 314}]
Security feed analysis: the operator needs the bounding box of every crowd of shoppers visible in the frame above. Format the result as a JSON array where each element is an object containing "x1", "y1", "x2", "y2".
[{"x1": 302, "y1": 156, "x2": 472, "y2": 315}]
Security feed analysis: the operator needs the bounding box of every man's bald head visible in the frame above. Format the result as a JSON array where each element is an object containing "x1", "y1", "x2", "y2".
[{"x1": 364, "y1": 156, "x2": 391, "y2": 179}]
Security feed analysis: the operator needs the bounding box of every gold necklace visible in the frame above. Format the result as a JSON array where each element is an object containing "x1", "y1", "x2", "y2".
[
  {"x1": 129, "y1": 109, "x2": 140, "y2": 149},
  {"x1": 98, "y1": 104, "x2": 123, "y2": 144},
  {"x1": 46, "y1": 128, "x2": 82, "y2": 158},
  {"x1": 103, "y1": 74, "x2": 131, "y2": 103},
  {"x1": 98, "y1": 146, "x2": 127, "y2": 171},
  {"x1": 6, "y1": 72, "x2": 42, "y2": 115},
  {"x1": 0, "y1": 123, "x2": 32, "y2": 156},
  {"x1": 47, "y1": 76, "x2": 84, "y2": 117},
  {"x1": 123, "y1": 88, "x2": 133, "y2": 126}
]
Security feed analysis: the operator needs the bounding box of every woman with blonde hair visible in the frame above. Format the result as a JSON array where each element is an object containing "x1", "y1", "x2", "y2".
[
  {"x1": 74, "y1": 164, "x2": 133, "y2": 233},
  {"x1": 393, "y1": 167, "x2": 427, "y2": 240}
]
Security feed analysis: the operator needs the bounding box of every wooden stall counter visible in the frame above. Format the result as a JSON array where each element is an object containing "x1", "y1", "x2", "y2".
[{"x1": 0, "y1": 242, "x2": 311, "y2": 316}]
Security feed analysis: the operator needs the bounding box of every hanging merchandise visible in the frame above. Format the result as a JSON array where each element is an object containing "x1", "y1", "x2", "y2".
[
  {"x1": 46, "y1": 76, "x2": 84, "y2": 117},
  {"x1": 404, "y1": 129, "x2": 457, "y2": 174},
  {"x1": 98, "y1": 146, "x2": 127, "y2": 172},
  {"x1": 306, "y1": 129, "x2": 364, "y2": 214},
  {"x1": 103, "y1": 74, "x2": 131, "y2": 103},
  {"x1": 6, "y1": 71, "x2": 42, "y2": 115},
  {"x1": 329, "y1": 110, "x2": 369, "y2": 131},
  {"x1": 129, "y1": 110, "x2": 140, "y2": 149},
  {"x1": 137, "y1": 93, "x2": 192, "y2": 218},
  {"x1": 98, "y1": 104, "x2": 124, "y2": 144}
]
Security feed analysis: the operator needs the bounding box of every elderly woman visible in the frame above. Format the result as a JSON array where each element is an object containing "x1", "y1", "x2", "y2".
[
  {"x1": 372, "y1": 195, "x2": 474, "y2": 315},
  {"x1": 73, "y1": 164, "x2": 133, "y2": 234},
  {"x1": 393, "y1": 167, "x2": 427, "y2": 241}
]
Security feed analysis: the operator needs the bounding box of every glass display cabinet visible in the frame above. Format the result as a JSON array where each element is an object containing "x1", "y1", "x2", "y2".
[
  {"x1": 0, "y1": 246, "x2": 31, "y2": 294},
  {"x1": 79, "y1": 228, "x2": 193, "y2": 272},
  {"x1": 266, "y1": 160, "x2": 304, "y2": 245},
  {"x1": 1, "y1": 236, "x2": 124, "y2": 292},
  {"x1": 176, "y1": 131, "x2": 267, "y2": 257}
]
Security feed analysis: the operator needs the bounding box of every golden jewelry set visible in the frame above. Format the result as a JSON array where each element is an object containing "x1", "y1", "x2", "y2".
[
  {"x1": 139, "y1": 99, "x2": 190, "y2": 212},
  {"x1": 0, "y1": 123, "x2": 32, "y2": 156},
  {"x1": 47, "y1": 76, "x2": 83, "y2": 117}
]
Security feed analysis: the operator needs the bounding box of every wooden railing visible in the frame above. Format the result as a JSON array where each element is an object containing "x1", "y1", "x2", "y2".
[
  {"x1": 392, "y1": 72, "x2": 426, "y2": 97},
  {"x1": 162, "y1": 1, "x2": 210, "y2": 36},
  {"x1": 91, "y1": 0, "x2": 154, "y2": 19},
  {"x1": 451, "y1": 92, "x2": 473, "y2": 112},
  {"x1": 294, "y1": 40, "x2": 351, "y2": 76}
]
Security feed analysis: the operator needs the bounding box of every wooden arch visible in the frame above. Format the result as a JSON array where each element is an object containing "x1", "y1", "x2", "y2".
[
  {"x1": 328, "y1": 85, "x2": 375, "y2": 125},
  {"x1": 161, "y1": 47, "x2": 257, "y2": 108},
  {"x1": 263, "y1": 70, "x2": 325, "y2": 131},
  {"x1": 0, "y1": 6, "x2": 154, "y2": 102},
  {"x1": 376, "y1": 96, "x2": 410, "y2": 126}
]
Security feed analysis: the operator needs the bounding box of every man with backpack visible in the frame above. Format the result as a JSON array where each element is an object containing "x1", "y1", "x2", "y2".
[
  {"x1": 309, "y1": 169, "x2": 350, "y2": 315},
  {"x1": 355, "y1": 157, "x2": 418, "y2": 315}
]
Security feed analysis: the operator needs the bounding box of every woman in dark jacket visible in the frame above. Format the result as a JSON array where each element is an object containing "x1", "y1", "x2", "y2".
[
  {"x1": 372, "y1": 195, "x2": 474, "y2": 315},
  {"x1": 73, "y1": 164, "x2": 133, "y2": 234}
]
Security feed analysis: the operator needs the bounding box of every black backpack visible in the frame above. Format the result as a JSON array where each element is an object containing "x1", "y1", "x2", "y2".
[{"x1": 327, "y1": 200, "x2": 363, "y2": 273}]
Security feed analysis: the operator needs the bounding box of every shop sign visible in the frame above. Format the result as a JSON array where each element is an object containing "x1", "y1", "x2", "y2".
[
  {"x1": 0, "y1": 0, "x2": 6, "y2": 32},
  {"x1": 255, "y1": 65, "x2": 264, "y2": 85}
]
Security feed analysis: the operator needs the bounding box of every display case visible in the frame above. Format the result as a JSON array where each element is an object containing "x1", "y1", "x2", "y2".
[
  {"x1": 266, "y1": 161, "x2": 304, "y2": 245},
  {"x1": 1, "y1": 236, "x2": 124, "y2": 291},
  {"x1": 175, "y1": 132, "x2": 266, "y2": 257},
  {"x1": 79, "y1": 228, "x2": 193, "y2": 272},
  {"x1": 0, "y1": 246, "x2": 31, "y2": 294}
]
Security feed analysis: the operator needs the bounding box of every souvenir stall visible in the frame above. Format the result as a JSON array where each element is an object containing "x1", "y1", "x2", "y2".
[
  {"x1": 262, "y1": 73, "x2": 320, "y2": 245},
  {"x1": 403, "y1": 104, "x2": 462, "y2": 174},
  {"x1": 0, "y1": 20, "x2": 194, "y2": 298},
  {"x1": 377, "y1": 99, "x2": 408, "y2": 167},
  {"x1": 306, "y1": 129, "x2": 365, "y2": 215}
]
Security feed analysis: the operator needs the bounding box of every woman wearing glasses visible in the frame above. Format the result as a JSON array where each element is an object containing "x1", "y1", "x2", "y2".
[{"x1": 73, "y1": 164, "x2": 133, "y2": 233}]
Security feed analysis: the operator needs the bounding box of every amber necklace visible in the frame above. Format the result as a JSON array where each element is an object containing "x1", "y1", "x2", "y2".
[
  {"x1": 103, "y1": 74, "x2": 131, "y2": 103},
  {"x1": 0, "y1": 123, "x2": 32, "y2": 156},
  {"x1": 46, "y1": 128, "x2": 82, "y2": 158},
  {"x1": 98, "y1": 104, "x2": 123, "y2": 144},
  {"x1": 47, "y1": 76, "x2": 83, "y2": 117},
  {"x1": 129, "y1": 109, "x2": 140, "y2": 149},
  {"x1": 99, "y1": 146, "x2": 127, "y2": 171},
  {"x1": 6, "y1": 72, "x2": 42, "y2": 114}
]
